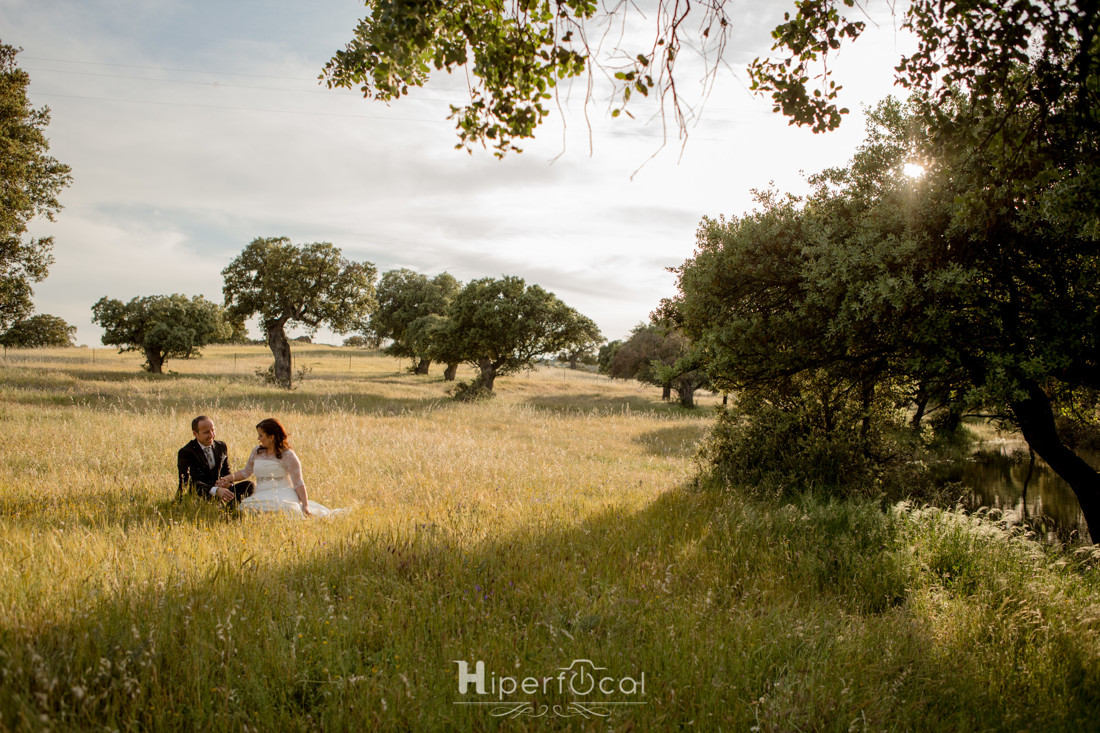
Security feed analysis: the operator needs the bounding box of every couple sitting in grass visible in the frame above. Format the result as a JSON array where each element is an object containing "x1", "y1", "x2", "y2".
[{"x1": 177, "y1": 415, "x2": 342, "y2": 517}]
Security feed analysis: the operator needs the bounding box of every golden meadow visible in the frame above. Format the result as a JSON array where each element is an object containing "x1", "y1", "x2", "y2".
[{"x1": 1, "y1": 345, "x2": 1099, "y2": 731}]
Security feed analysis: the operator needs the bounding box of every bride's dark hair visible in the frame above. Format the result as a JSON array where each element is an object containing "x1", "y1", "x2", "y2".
[{"x1": 256, "y1": 418, "x2": 291, "y2": 459}]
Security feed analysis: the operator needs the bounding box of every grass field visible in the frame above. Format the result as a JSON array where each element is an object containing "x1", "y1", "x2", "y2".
[{"x1": 1, "y1": 346, "x2": 1099, "y2": 731}]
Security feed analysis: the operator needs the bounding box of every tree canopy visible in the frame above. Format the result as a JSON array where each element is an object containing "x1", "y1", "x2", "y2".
[
  {"x1": 750, "y1": 0, "x2": 1100, "y2": 141},
  {"x1": 743, "y1": 0, "x2": 1100, "y2": 535},
  {"x1": 445, "y1": 275, "x2": 578, "y2": 392},
  {"x1": 0, "y1": 313, "x2": 76, "y2": 348},
  {"x1": 222, "y1": 237, "x2": 377, "y2": 389},
  {"x1": 323, "y1": 1, "x2": 1099, "y2": 158},
  {"x1": 673, "y1": 92, "x2": 1100, "y2": 540},
  {"x1": 404, "y1": 312, "x2": 464, "y2": 382},
  {"x1": 596, "y1": 339, "x2": 622, "y2": 375},
  {"x1": 0, "y1": 43, "x2": 72, "y2": 330},
  {"x1": 609, "y1": 321, "x2": 703, "y2": 404},
  {"x1": 322, "y1": 0, "x2": 731, "y2": 155},
  {"x1": 370, "y1": 268, "x2": 460, "y2": 373},
  {"x1": 611, "y1": 323, "x2": 675, "y2": 384},
  {"x1": 91, "y1": 294, "x2": 230, "y2": 374},
  {"x1": 556, "y1": 310, "x2": 603, "y2": 369}
]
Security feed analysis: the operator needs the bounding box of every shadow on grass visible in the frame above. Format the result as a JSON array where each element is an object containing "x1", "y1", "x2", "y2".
[
  {"x1": 2, "y1": 366, "x2": 417, "y2": 387},
  {"x1": 0, "y1": 368, "x2": 454, "y2": 417},
  {"x1": 522, "y1": 391, "x2": 688, "y2": 416},
  {"x1": 6, "y1": 480, "x2": 1093, "y2": 732},
  {"x1": 2, "y1": 367, "x2": 172, "y2": 384},
  {"x1": 632, "y1": 424, "x2": 710, "y2": 457},
  {"x1": 0, "y1": 492, "x2": 242, "y2": 532}
]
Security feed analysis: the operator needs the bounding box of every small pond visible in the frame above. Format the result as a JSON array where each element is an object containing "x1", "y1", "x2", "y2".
[{"x1": 934, "y1": 436, "x2": 1092, "y2": 544}]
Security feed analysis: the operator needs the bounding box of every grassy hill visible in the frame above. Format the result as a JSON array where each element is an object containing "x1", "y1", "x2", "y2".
[{"x1": 1, "y1": 346, "x2": 1098, "y2": 731}]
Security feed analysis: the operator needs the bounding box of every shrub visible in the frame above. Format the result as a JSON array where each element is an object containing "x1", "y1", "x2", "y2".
[
  {"x1": 701, "y1": 386, "x2": 933, "y2": 502},
  {"x1": 449, "y1": 379, "x2": 494, "y2": 403},
  {"x1": 255, "y1": 362, "x2": 311, "y2": 388}
]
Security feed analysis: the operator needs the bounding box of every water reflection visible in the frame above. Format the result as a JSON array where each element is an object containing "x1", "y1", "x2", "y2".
[{"x1": 933, "y1": 438, "x2": 1091, "y2": 543}]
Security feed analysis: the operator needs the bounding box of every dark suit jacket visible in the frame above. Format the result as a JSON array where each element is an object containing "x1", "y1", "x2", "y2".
[{"x1": 177, "y1": 439, "x2": 231, "y2": 499}]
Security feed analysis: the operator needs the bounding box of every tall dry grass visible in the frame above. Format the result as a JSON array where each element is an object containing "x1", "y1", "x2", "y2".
[{"x1": 1, "y1": 346, "x2": 1098, "y2": 731}]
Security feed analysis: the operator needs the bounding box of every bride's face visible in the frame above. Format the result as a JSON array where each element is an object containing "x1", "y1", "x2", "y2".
[{"x1": 257, "y1": 429, "x2": 275, "y2": 451}]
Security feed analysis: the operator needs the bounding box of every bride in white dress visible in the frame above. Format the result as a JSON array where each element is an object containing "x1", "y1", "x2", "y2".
[{"x1": 218, "y1": 418, "x2": 342, "y2": 517}]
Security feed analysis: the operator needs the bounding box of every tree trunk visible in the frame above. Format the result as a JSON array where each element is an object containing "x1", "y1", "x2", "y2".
[
  {"x1": 569, "y1": 352, "x2": 579, "y2": 369},
  {"x1": 444, "y1": 362, "x2": 458, "y2": 381},
  {"x1": 860, "y1": 376, "x2": 874, "y2": 449},
  {"x1": 661, "y1": 383, "x2": 672, "y2": 401},
  {"x1": 268, "y1": 322, "x2": 293, "y2": 389},
  {"x1": 415, "y1": 358, "x2": 431, "y2": 375},
  {"x1": 677, "y1": 383, "x2": 696, "y2": 408},
  {"x1": 1012, "y1": 380, "x2": 1100, "y2": 544},
  {"x1": 144, "y1": 347, "x2": 164, "y2": 374},
  {"x1": 477, "y1": 358, "x2": 496, "y2": 392},
  {"x1": 941, "y1": 403, "x2": 963, "y2": 435},
  {"x1": 910, "y1": 390, "x2": 928, "y2": 431}
]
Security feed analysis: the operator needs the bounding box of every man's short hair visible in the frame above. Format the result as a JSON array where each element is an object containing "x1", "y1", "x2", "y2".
[{"x1": 191, "y1": 415, "x2": 211, "y2": 432}]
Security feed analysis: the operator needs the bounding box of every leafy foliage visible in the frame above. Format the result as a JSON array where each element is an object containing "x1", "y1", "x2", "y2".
[
  {"x1": 343, "y1": 333, "x2": 380, "y2": 348},
  {"x1": 370, "y1": 269, "x2": 459, "y2": 371},
  {"x1": 404, "y1": 312, "x2": 462, "y2": 380},
  {"x1": 0, "y1": 43, "x2": 72, "y2": 330},
  {"x1": 555, "y1": 310, "x2": 603, "y2": 368},
  {"x1": 445, "y1": 275, "x2": 577, "y2": 391},
  {"x1": 609, "y1": 322, "x2": 685, "y2": 393},
  {"x1": 91, "y1": 294, "x2": 230, "y2": 373},
  {"x1": 324, "y1": 0, "x2": 1100, "y2": 156},
  {"x1": 749, "y1": 0, "x2": 1100, "y2": 142},
  {"x1": 596, "y1": 339, "x2": 622, "y2": 375},
  {"x1": 222, "y1": 237, "x2": 377, "y2": 388},
  {"x1": 675, "y1": 87, "x2": 1100, "y2": 538},
  {"x1": 0, "y1": 313, "x2": 75, "y2": 348},
  {"x1": 322, "y1": 0, "x2": 732, "y2": 155},
  {"x1": 652, "y1": 341, "x2": 710, "y2": 408}
]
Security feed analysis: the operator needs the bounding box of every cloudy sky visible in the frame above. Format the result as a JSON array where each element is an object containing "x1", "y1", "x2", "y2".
[{"x1": 3, "y1": 0, "x2": 915, "y2": 346}]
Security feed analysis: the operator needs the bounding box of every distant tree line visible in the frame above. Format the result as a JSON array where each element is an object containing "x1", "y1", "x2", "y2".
[{"x1": 89, "y1": 237, "x2": 603, "y2": 396}]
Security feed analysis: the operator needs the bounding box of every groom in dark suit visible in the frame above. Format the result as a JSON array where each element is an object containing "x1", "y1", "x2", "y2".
[{"x1": 177, "y1": 415, "x2": 254, "y2": 505}]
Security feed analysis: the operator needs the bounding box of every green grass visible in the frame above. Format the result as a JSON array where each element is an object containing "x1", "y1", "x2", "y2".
[{"x1": 1, "y1": 347, "x2": 1099, "y2": 731}]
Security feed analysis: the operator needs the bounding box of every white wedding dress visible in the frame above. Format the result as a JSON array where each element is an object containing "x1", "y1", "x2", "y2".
[{"x1": 238, "y1": 447, "x2": 343, "y2": 517}]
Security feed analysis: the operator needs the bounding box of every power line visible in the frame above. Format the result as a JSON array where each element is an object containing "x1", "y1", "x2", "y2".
[
  {"x1": 23, "y1": 55, "x2": 748, "y2": 115},
  {"x1": 25, "y1": 66, "x2": 336, "y2": 95},
  {"x1": 23, "y1": 56, "x2": 736, "y2": 139},
  {"x1": 31, "y1": 91, "x2": 722, "y2": 140},
  {"x1": 22, "y1": 55, "x2": 321, "y2": 83},
  {"x1": 31, "y1": 91, "x2": 450, "y2": 124}
]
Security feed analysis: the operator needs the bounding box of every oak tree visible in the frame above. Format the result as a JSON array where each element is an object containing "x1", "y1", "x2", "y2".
[
  {"x1": 0, "y1": 313, "x2": 75, "y2": 348},
  {"x1": 445, "y1": 276, "x2": 577, "y2": 392},
  {"x1": 91, "y1": 294, "x2": 230, "y2": 373},
  {"x1": 556, "y1": 310, "x2": 603, "y2": 369},
  {"x1": 675, "y1": 93, "x2": 1100, "y2": 541},
  {"x1": 609, "y1": 322, "x2": 688, "y2": 401},
  {"x1": 370, "y1": 269, "x2": 460, "y2": 374},
  {"x1": 222, "y1": 237, "x2": 377, "y2": 389}
]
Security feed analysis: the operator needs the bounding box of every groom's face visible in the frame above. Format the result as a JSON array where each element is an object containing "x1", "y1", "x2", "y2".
[{"x1": 194, "y1": 419, "x2": 216, "y2": 447}]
